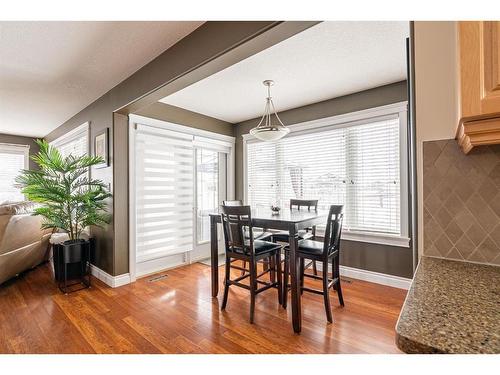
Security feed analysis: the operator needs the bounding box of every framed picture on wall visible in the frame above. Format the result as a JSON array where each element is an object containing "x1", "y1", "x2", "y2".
[{"x1": 94, "y1": 128, "x2": 109, "y2": 168}]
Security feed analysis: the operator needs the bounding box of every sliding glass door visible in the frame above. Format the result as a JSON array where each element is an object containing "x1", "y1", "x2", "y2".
[
  {"x1": 196, "y1": 148, "x2": 219, "y2": 243},
  {"x1": 192, "y1": 149, "x2": 227, "y2": 261},
  {"x1": 131, "y1": 115, "x2": 233, "y2": 278}
]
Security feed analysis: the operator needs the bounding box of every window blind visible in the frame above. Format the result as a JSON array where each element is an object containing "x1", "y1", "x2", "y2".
[
  {"x1": 0, "y1": 145, "x2": 28, "y2": 203},
  {"x1": 51, "y1": 123, "x2": 88, "y2": 158},
  {"x1": 247, "y1": 116, "x2": 401, "y2": 236},
  {"x1": 246, "y1": 140, "x2": 279, "y2": 207},
  {"x1": 135, "y1": 129, "x2": 194, "y2": 262},
  {"x1": 346, "y1": 119, "x2": 400, "y2": 234}
]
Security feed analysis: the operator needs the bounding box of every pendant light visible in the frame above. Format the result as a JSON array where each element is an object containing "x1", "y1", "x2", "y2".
[{"x1": 250, "y1": 80, "x2": 290, "y2": 141}]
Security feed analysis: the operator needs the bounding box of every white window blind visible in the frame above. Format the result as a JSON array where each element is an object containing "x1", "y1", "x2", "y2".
[
  {"x1": 247, "y1": 115, "x2": 402, "y2": 236},
  {"x1": 135, "y1": 127, "x2": 194, "y2": 262},
  {"x1": 246, "y1": 140, "x2": 279, "y2": 207},
  {"x1": 51, "y1": 122, "x2": 88, "y2": 158},
  {"x1": 0, "y1": 144, "x2": 29, "y2": 203}
]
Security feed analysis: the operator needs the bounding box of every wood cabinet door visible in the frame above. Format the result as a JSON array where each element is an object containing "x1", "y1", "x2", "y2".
[
  {"x1": 481, "y1": 21, "x2": 500, "y2": 115},
  {"x1": 459, "y1": 21, "x2": 500, "y2": 119}
]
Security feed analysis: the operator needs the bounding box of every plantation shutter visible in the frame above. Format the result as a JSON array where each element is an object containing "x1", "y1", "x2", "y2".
[
  {"x1": 0, "y1": 144, "x2": 28, "y2": 202},
  {"x1": 135, "y1": 125, "x2": 194, "y2": 262},
  {"x1": 246, "y1": 115, "x2": 401, "y2": 236}
]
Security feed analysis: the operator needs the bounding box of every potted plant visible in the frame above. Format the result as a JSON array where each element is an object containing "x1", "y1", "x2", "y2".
[{"x1": 16, "y1": 139, "x2": 111, "y2": 289}]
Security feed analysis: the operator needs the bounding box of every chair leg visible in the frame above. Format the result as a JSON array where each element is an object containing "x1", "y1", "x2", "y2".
[
  {"x1": 334, "y1": 255, "x2": 344, "y2": 307},
  {"x1": 299, "y1": 258, "x2": 305, "y2": 295},
  {"x1": 249, "y1": 259, "x2": 257, "y2": 324},
  {"x1": 322, "y1": 259, "x2": 333, "y2": 323},
  {"x1": 337, "y1": 280, "x2": 345, "y2": 307},
  {"x1": 221, "y1": 255, "x2": 231, "y2": 310},
  {"x1": 269, "y1": 256, "x2": 276, "y2": 284},
  {"x1": 241, "y1": 260, "x2": 247, "y2": 276},
  {"x1": 312, "y1": 261, "x2": 318, "y2": 276},
  {"x1": 283, "y1": 251, "x2": 289, "y2": 309},
  {"x1": 263, "y1": 258, "x2": 269, "y2": 272},
  {"x1": 275, "y1": 251, "x2": 283, "y2": 306}
]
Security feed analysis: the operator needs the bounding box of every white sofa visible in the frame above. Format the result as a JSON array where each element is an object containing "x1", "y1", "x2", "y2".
[{"x1": 0, "y1": 202, "x2": 51, "y2": 285}]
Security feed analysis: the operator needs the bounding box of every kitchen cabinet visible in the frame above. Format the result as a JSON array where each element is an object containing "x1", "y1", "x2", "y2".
[{"x1": 457, "y1": 21, "x2": 500, "y2": 153}]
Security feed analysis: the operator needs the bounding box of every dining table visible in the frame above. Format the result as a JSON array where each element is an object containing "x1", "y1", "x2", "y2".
[{"x1": 209, "y1": 207, "x2": 326, "y2": 333}]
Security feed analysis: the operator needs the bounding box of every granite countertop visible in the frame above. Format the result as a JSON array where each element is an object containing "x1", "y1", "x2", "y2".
[{"x1": 396, "y1": 256, "x2": 500, "y2": 354}]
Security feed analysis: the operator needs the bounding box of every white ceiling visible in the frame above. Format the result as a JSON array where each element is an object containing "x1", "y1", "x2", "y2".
[
  {"x1": 0, "y1": 21, "x2": 203, "y2": 137},
  {"x1": 160, "y1": 21, "x2": 409, "y2": 124}
]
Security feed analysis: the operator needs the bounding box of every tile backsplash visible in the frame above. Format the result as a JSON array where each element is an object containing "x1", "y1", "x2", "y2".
[{"x1": 423, "y1": 140, "x2": 500, "y2": 266}]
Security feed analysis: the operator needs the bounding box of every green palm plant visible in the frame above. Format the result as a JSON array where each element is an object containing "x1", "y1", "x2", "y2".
[{"x1": 15, "y1": 139, "x2": 112, "y2": 241}]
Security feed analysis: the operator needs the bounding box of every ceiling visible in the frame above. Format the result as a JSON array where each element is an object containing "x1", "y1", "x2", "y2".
[
  {"x1": 160, "y1": 21, "x2": 409, "y2": 124},
  {"x1": 0, "y1": 21, "x2": 203, "y2": 137}
]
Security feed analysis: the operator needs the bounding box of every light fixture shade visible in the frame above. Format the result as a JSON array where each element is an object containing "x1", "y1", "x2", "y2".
[
  {"x1": 249, "y1": 80, "x2": 289, "y2": 142},
  {"x1": 250, "y1": 125, "x2": 290, "y2": 141}
]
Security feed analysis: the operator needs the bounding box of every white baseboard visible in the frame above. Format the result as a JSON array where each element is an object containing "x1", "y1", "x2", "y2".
[
  {"x1": 90, "y1": 261, "x2": 411, "y2": 290},
  {"x1": 340, "y1": 265, "x2": 412, "y2": 290},
  {"x1": 90, "y1": 265, "x2": 130, "y2": 288},
  {"x1": 315, "y1": 263, "x2": 412, "y2": 290}
]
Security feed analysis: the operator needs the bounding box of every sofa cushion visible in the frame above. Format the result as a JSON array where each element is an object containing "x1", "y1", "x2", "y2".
[{"x1": 0, "y1": 201, "x2": 37, "y2": 216}]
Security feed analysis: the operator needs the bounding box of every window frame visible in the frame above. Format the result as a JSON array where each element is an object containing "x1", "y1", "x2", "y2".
[
  {"x1": 0, "y1": 142, "x2": 30, "y2": 202},
  {"x1": 49, "y1": 121, "x2": 90, "y2": 157},
  {"x1": 243, "y1": 101, "x2": 410, "y2": 248}
]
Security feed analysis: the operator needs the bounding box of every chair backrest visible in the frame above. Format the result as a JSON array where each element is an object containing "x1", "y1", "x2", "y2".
[
  {"x1": 220, "y1": 205, "x2": 254, "y2": 256},
  {"x1": 222, "y1": 200, "x2": 243, "y2": 206},
  {"x1": 290, "y1": 199, "x2": 318, "y2": 211},
  {"x1": 322, "y1": 205, "x2": 344, "y2": 257}
]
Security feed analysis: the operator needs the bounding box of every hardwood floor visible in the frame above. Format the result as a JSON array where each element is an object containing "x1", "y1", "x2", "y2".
[{"x1": 0, "y1": 261, "x2": 406, "y2": 354}]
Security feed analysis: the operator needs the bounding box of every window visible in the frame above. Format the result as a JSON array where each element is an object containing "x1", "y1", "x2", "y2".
[
  {"x1": 0, "y1": 143, "x2": 29, "y2": 202},
  {"x1": 50, "y1": 122, "x2": 89, "y2": 158},
  {"x1": 245, "y1": 103, "x2": 409, "y2": 246}
]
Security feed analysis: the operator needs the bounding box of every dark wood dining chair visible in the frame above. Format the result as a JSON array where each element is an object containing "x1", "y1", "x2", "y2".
[
  {"x1": 271, "y1": 199, "x2": 319, "y2": 274},
  {"x1": 222, "y1": 200, "x2": 273, "y2": 240},
  {"x1": 283, "y1": 205, "x2": 345, "y2": 323},
  {"x1": 221, "y1": 200, "x2": 273, "y2": 276},
  {"x1": 220, "y1": 205, "x2": 282, "y2": 323}
]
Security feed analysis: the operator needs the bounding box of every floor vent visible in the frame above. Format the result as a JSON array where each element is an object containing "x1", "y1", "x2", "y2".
[{"x1": 149, "y1": 274, "x2": 168, "y2": 282}]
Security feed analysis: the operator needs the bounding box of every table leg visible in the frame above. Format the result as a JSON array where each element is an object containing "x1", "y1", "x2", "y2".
[
  {"x1": 210, "y1": 215, "x2": 219, "y2": 297},
  {"x1": 289, "y1": 225, "x2": 301, "y2": 333}
]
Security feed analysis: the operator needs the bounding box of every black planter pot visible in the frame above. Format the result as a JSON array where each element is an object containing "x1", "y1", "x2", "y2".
[{"x1": 53, "y1": 239, "x2": 92, "y2": 293}]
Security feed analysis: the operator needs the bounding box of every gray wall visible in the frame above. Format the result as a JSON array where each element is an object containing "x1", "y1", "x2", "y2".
[
  {"x1": 234, "y1": 80, "x2": 413, "y2": 278},
  {"x1": 112, "y1": 112, "x2": 129, "y2": 275},
  {"x1": 43, "y1": 21, "x2": 294, "y2": 276},
  {"x1": 0, "y1": 134, "x2": 40, "y2": 170},
  {"x1": 136, "y1": 102, "x2": 234, "y2": 136},
  {"x1": 340, "y1": 240, "x2": 413, "y2": 278}
]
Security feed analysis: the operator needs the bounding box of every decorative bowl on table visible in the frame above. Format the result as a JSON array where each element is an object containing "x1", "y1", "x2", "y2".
[{"x1": 270, "y1": 205, "x2": 281, "y2": 215}]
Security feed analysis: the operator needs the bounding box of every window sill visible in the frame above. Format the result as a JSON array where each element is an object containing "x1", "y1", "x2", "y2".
[{"x1": 316, "y1": 229, "x2": 410, "y2": 248}]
